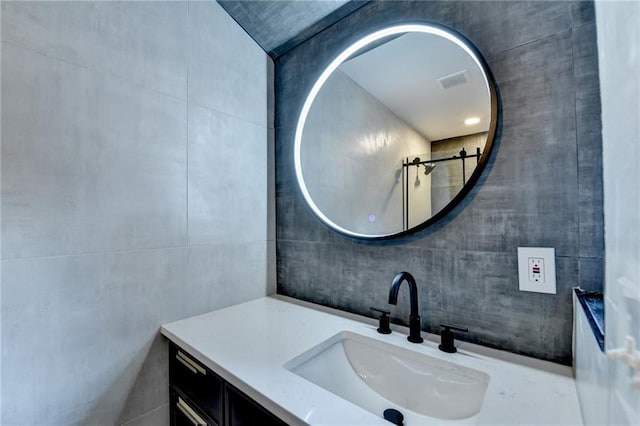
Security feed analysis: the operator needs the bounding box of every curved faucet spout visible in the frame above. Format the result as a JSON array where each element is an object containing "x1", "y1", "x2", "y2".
[
  {"x1": 388, "y1": 272, "x2": 419, "y2": 317},
  {"x1": 388, "y1": 272, "x2": 424, "y2": 343}
]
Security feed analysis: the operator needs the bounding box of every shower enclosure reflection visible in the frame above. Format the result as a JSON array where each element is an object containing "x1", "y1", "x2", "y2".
[
  {"x1": 402, "y1": 142, "x2": 484, "y2": 230},
  {"x1": 296, "y1": 24, "x2": 497, "y2": 238}
]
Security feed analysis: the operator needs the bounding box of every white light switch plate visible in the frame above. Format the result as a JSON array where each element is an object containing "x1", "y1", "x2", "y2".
[{"x1": 517, "y1": 247, "x2": 556, "y2": 294}]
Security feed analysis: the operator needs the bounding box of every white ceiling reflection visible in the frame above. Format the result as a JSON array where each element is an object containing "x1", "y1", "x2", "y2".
[{"x1": 340, "y1": 32, "x2": 490, "y2": 141}]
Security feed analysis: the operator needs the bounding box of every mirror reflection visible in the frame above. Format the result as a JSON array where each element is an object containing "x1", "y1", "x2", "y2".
[{"x1": 296, "y1": 24, "x2": 496, "y2": 239}]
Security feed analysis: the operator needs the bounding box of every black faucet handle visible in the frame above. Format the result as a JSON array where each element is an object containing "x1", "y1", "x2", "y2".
[
  {"x1": 370, "y1": 307, "x2": 392, "y2": 334},
  {"x1": 439, "y1": 323, "x2": 468, "y2": 333},
  {"x1": 438, "y1": 323, "x2": 468, "y2": 353}
]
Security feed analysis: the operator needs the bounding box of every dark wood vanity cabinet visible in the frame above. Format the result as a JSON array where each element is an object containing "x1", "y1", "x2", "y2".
[
  {"x1": 170, "y1": 344, "x2": 224, "y2": 424},
  {"x1": 225, "y1": 383, "x2": 288, "y2": 426},
  {"x1": 169, "y1": 342, "x2": 287, "y2": 426}
]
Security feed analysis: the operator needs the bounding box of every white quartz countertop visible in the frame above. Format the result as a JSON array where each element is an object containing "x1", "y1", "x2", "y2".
[{"x1": 161, "y1": 296, "x2": 583, "y2": 426}]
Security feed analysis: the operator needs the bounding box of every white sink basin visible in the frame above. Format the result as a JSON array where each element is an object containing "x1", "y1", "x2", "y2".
[{"x1": 285, "y1": 331, "x2": 490, "y2": 424}]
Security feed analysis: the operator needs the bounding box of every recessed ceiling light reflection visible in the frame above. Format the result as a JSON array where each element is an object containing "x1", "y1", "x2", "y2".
[{"x1": 464, "y1": 117, "x2": 481, "y2": 125}]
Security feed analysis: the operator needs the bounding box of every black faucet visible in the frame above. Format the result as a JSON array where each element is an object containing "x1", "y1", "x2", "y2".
[{"x1": 388, "y1": 272, "x2": 423, "y2": 343}]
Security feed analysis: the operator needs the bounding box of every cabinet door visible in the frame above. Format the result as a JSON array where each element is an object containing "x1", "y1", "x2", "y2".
[
  {"x1": 225, "y1": 384, "x2": 288, "y2": 426},
  {"x1": 170, "y1": 343, "x2": 223, "y2": 424},
  {"x1": 170, "y1": 389, "x2": 217, "y2": 426}
]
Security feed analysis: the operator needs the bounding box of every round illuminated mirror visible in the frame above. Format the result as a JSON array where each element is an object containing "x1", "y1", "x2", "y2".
[{"x1": 295, "y1": 23, "x2": 498, "y2": 239}]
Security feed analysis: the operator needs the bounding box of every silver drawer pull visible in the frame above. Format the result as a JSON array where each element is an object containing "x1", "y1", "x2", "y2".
[
  {"x1": 177, "y1": 397, "x2": 207, "y2": 426},
  {"x1": 176, "y1": 351, "x2": 206, "y2": 375}
]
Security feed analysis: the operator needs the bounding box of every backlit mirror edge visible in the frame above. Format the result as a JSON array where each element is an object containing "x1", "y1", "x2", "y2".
[{"x1": 293, "y1": 22, "x2": 499, "y2": 240}]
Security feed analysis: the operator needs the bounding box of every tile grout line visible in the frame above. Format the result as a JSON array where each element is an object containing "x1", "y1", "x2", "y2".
[
  {"x1": 276, "y1": 238, "x2": 596, "y2": 259},
  {"x1": 487, "y1": 27, "x2": 574, "y2": 62},
  {"x1": 186, "y1": 0, "x2": 192, "y2": 315},
  {"x1": 0, "y1": 245, "x2": 189, "y2": 262},
  {"x1": 120, "y1": 403, "x2": 169, "y2": 426},
  {"x1": 571, "y1": 23, "x2": 582, "y2": 267},
  {"x1": 189, "y1": 98, "x2": 271, "y2": 130},
  {"x1": 0, "y1": 242, "x2": 269, "y2": 262},
  {"x1": 186, "y1": 0, "x2": 191, "y2": 254},
  {"x1": 0, "y1": 39, "x2": 187, "y2": 105},
  {"x1": 1, "y1": 40, "x2": 269, "y2": 129}
]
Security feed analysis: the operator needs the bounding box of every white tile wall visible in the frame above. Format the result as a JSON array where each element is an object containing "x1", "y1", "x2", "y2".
[
  {"x1": 188, "y1": 104, "x2": 269, "y2": 245},
  {"x1": 589, "y1": 1, "x2": 640, "y2": 425},
  {"x1": 187, "y1": 242, "x2": 270, "y2": 316},
  {"x1": 1, "y1": 1, "x2": 100, "y2": 68},
  {"x1": 0, "y1": 1, "x2": 273, "y2": 424},
  {"x1": 187, "y1": 1, "x2": 269, "y2": 127},
  {"x1": 95, "y1": 1, "x2": 189, "y2": 99},
  {"x1": 1, "y1": 43, "x2": 188, "y2": 258}
]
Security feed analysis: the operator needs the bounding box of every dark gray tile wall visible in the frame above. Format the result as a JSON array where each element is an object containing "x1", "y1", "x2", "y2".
[{"x1": 275, "y1": 0, "x2": 603, "y2": 364}]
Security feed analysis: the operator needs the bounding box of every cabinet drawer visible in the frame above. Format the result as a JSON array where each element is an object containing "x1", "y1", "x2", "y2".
[
  {"x1": 170, "y1": 343, "x2": 223, "y2": 424},
  {"x1": 170, "y1": 388, "x2": 217, "y2": 426}
]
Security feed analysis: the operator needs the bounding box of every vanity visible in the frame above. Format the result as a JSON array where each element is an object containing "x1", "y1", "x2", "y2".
[
  {"x1": 168, "y1": 341, "x2": 286, "y2": 426},
  {"x1": 162, "y1": 296, "x2": 583, "y2": 425}
]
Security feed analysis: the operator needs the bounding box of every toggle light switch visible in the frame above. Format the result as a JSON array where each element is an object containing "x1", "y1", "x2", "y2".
[{"x1": 517, "y1": 247, "x2": 556, "y2": 294}]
